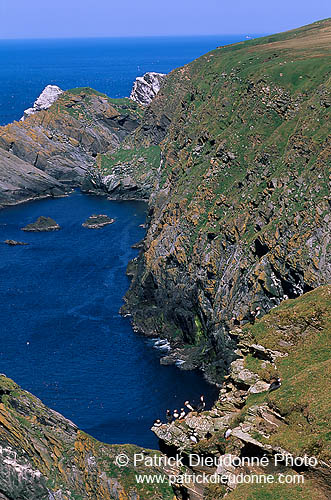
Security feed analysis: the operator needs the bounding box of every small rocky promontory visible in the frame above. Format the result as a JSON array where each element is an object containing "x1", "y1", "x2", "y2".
[
  {"x1": 22, "y1": 216, "x2": 61, "y2": 232},
  {"x1": 82, "y1": 214, "x2": 115, "y2": 228}
]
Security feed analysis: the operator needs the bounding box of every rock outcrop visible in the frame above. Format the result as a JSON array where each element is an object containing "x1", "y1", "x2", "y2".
[
  {"x1": 4, "y1": 240, "x2": 29, "y2": 246},
  {"x1": 130, "y1": 72, "x2": 166, "y2": 106},
  {"x1": 0, "y1": 88, "x2": 143, "y2": 187},
  {"x1": 22, "y1": 216, "x2": 61, "y2": 232},
  {"x1": 21, "y1": 85, "x2": 64, "y2": 121},
  {"x1": 0, "y1": 148, "x2": 67, "y2": 208},
  {"x1": 82, "y1": 214, "x2": 115, "y2": 228}
]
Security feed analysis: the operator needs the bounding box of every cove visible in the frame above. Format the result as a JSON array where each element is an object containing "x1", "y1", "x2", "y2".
[{"x1": 0, "y1": 191, "x2": 219, "y2": 449}]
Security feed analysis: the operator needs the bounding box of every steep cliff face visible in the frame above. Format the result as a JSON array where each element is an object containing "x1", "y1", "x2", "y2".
[
  {"x1": 0, "y1": 375, "x2": 174, "y2": 500},
  {"x1": 152, "y1": 286, "x2": 331, "y2": 500},
  {"x1": 0, "y1": 88, "x2": 143, "y2": 187},
  {"x1": 122, "y1": 19, "x2": 331, "y2": 381}
]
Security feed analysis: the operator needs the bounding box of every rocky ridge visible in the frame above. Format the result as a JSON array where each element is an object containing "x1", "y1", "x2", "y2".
[{"x1": 0, "y1": 88, "x2": 144, "y2": 190}]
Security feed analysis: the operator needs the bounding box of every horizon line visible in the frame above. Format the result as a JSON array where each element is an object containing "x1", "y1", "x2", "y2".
[{"x1": 0, "y1": 33, "x2": 266, "y2": 42}]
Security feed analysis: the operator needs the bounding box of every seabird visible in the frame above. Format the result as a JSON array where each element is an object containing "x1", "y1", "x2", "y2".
[
  {"x1": 197, "y1": 395, "x2": 206, "y2": 413},
  {"x1": 153, "y1": 419, "x2": 162, "y2": 428},
  {"x1": 173, "y1": 409, "x2": 180, "y2": 420},
  {"x1": 189, "y1": 431, "x2": 199, "y2": 444},
  {"x1": 184, "y1": 400, "x2": 196, "y2": 412},
  {"x1": 179, "y1": 408, "x2": 186, "y2": 420},
  {"x1": 166, "y1": 409, "x2": 173, "y2": 423},
  {"x1": 269, "y1": 378, "x2": 282, "y2": 392},
  {"x1": 224, "y1": 428, "x2": 232, "y2": 440}
]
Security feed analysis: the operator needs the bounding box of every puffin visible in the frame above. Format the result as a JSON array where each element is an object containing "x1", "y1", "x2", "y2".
[
  {"x1": 184, "y1": 400, "x2": 196, "y2": 412},
  {"x1": 197, "y1": 395, "x2": 206, "y2": 413},
  {"x1": 166, "y1": 409, "x2": 173, "y2": 423},
  {"x1": 224, "y1": 428, "x2": 232, "y2": 440},
  {"x1": 153, "y1": 419, "x2": 163, "y2": 428},
  {"x1": 269, "y1": 378, "x2": 282, "y2": 392},
  {"x1": 189, "y1": 431, "x2": 199, "y2": 444},
  {"x1": 179, "y1": 408, "x2": 186, "y2": 420},
  {"x1": 173, "y1": 409, "x2": 180, "y2": 420}
]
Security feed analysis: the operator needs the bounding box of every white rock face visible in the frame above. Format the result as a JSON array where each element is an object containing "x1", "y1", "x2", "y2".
[
  {"x1": 130, "y1": 72, "x2": 166, "y2": 106},
  {"x1": 21, "y1": 85, "x2": 63, "y2": 121}
]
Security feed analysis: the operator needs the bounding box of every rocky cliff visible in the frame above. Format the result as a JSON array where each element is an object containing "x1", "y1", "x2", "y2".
[
  {"x1": 0, "y1": 88, "x2": 144, "y2": 194},
  {"x1": 121, "y1": 18, "x2": 331, "y2": 381},
  {"x1": 0, "y1": 18, "x2": 330, "y2": 500},
  {"x1": 0, "y1": 149, "x2": 66, "y2": 208}
]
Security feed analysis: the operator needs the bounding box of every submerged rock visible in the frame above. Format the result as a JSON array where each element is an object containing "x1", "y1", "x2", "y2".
[
  {"x1": 4, "y1": 239, "x2": 29, "y2": 246},
  {"x1": 82, "y1": 214, "x2": 115, "y2": 229},
  {"x1": 130, "y1": 72, "x2": 166, "y2": 105},
  {"x1": 21, "y1": 85, "x2": 63, "y2": 121},
  {"x1": 22, "y1": 216, "x2": 61, "y2": 232}
]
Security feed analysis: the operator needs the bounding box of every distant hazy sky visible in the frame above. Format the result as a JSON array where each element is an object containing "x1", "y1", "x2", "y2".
[{"x1": 0, "y1": 0, "x2": 329, "y2": 39}]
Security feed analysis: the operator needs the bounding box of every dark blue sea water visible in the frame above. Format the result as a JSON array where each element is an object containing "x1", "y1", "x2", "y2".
[
  {"x1": 0, "y1": 192, "x2": 219, "y2": 448},
  {"x1": 0, "y1": 35, "x2": 249, "y2": 125}
]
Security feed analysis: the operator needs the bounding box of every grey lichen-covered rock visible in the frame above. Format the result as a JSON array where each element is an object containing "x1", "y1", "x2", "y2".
[
  {"x1": 22, "y1": 216, "x2": 61, "y2": 232},
  {"x1": 82, "y1": 214, "x2": 115, "y2": 229},
  {"x1": 0, "y1": 149, "x2": 67, "y2": 209},
  {"x1": 229, "y1": 358, "x2": 259, "y2": 386},
  {"x1": 130, "y1": 72, "x2": 166, "y2": 106}
]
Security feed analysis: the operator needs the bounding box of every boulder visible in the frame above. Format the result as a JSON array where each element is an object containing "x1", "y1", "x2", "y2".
[
  {"x1": 82, "y1": 214, "x2": 114, "y2": 229},
  {"x1": 4, "y1": 240, "x2": 29, "y2": 246}
]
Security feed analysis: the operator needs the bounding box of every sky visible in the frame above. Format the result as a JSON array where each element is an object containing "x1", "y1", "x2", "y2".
[{"x1": 0, "y1": 0, "x2": 329, "y2": 39}]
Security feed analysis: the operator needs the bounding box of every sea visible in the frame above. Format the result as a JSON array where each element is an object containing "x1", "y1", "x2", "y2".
[{"x1": 0, "y1": 35, "x2": 248, "y2": 448}]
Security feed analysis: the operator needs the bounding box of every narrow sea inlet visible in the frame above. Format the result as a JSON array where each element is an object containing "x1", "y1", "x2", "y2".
[{"x1": 0, "y1": 191, "x2": 218, "y2": 448}]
